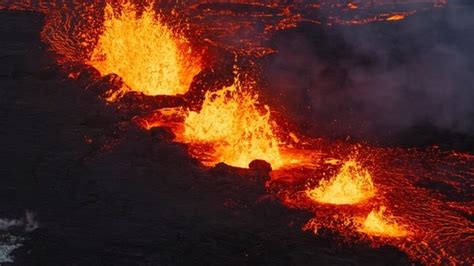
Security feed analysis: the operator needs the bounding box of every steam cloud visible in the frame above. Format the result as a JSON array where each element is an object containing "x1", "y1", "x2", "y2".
[
  {"x1": 0, "y1": 211, "x2": 39, "y2": 232},
  {"x1": 263, "y1": 1, "x2": 474, "y2": 146},
  {"x1": 0, "y1": 211, "x2": 38, "y2": 263}
]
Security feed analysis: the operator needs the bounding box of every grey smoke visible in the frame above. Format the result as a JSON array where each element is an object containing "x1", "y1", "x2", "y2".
[
  {"x1": 0, "y1": 211, "x2": 38, "y2": 263},
  {"x1": 0, "y1": 211, "x2": 39, "y2": 232},
  {"x1": 263, "y1": 1, "x2": 474, "y2": 144}
]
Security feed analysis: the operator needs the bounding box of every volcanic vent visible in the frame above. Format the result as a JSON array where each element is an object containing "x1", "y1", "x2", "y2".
[{"x1": 0, "y1": 0, "x2": 473, "y2": 265}]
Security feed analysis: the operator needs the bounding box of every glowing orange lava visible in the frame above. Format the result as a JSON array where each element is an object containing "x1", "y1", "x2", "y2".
[
  {"x1": 347, "y1": 3, "x2": 358, "y2": 10},
  {"x1": 306, "y1": 159, "x2": 376, "y2": 205},
  {"x1": 5, "y1": 1, "x2": 471, "y2": 264},
  {"x1": 89, "y1": 1, "x2": 201, "y2": 96},
  {"x1": 386, "y1": 14, "x2": 407, "y2": 21},
  {"x1": 183, "y1": 76, "x2": 283, "y2": 168},
  {"x1": 359, "y1": 206, "x2": 409, "y2": 238}
]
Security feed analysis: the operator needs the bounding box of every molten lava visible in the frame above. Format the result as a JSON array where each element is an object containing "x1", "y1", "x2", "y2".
[
  {"x1": 359, "y1": 206, "x2": 409, "y2": 238},
  {"x1": 183, "y1": 76, "x2": 283, "y2": 168},
  {"x1": 89, "y1": 1, "x2": 201, "y2": 96},
  {"x1": 386, "y1": 14, "x2": 407, "y2": 21},
  {"x1": 2, "y1": 0, "x2": 472, "y2": 264},
  {"x1": 272, "y1": 146, "x2": 474, "y2": 265},
  {"x1": 306, "y1": 159, "x2": 375, "y2": 205}
]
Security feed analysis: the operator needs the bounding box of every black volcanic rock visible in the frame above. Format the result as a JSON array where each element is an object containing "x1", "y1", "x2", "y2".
[
  {"x1": 249, "y1": 159, "x2": 272, "y2": 173},
  {"x1": 86, "y1": 73, "x2": 124, "y2": 97},
  {"x1": 66, "y1": 63, "x2": 102, "y2": 88},
  {"x1": 184, "y1": 45, "x2": 235, "y2": 111},
  {"x1": 118, "y1": 92, "x2": 186, "y2": 111},
  {"x1": 36, "y1": 64, "x2": 60, "y2": 80},
  {"x1": 150, "y1": 126, "x2": 176, "y2": 142},
  {"x1": 249, "y1": 159, "x2": 272, "y2": 186}
]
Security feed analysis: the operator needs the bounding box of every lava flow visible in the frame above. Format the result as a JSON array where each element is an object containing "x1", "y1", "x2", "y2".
[
  {"x1": 1, "y1": 0, "x2": 472, "y2": 265},
  {"x1": 271, "y1": 145, "x2": 473, "y2": 265}
]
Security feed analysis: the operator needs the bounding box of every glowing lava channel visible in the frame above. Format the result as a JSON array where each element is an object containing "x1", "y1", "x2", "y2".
[
  {"x1": 89, "y1": 1, "x2": 201, "y2": 96},
  {"x1": 306, "y1": 159, "x2": 376, "y2": 205},
  {"x1": 183, "y1": 77, "x2": 283, "y2": 168}
]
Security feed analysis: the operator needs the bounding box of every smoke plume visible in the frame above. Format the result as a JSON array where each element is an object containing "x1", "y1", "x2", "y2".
[{"x1": 263, "y1": 1, "x2": 474, "y2": 147}]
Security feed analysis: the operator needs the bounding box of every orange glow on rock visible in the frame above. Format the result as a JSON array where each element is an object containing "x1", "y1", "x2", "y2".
[
  {"x1": 306, "y1": 159, "x2": 375, "y2": 205},
  {"x1": 89, "y1": 1, "x2": 201, "y2": 96}
]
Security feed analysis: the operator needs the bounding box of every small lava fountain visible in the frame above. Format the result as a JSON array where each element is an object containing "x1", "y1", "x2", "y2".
[
  {"x1": 306, "y1": 159, "x2": 376, "y2": 205},
  {"x1": 359, "y1": 206, "x2": 409, "y2": 238},
  {"x1": 183, "y1": 75, "x2": 283, "y2": 168}
]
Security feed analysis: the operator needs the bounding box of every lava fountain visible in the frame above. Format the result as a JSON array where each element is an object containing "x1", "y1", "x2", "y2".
[
  {"x1": 88, "y1": 1, "x2": 201, "y2": 96},
  {"x1": 183, "y1": 76, "x2": 283, "y2": 168},
  {"x1": 1, "y1": 1, "x2": 471, "y2": 264},
  {"x1": 306, "y1": 159, "x2": 376, "y2": 205},
  {"x1": 358, "y1": 206, "x2": 409, "y2": 238}
]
